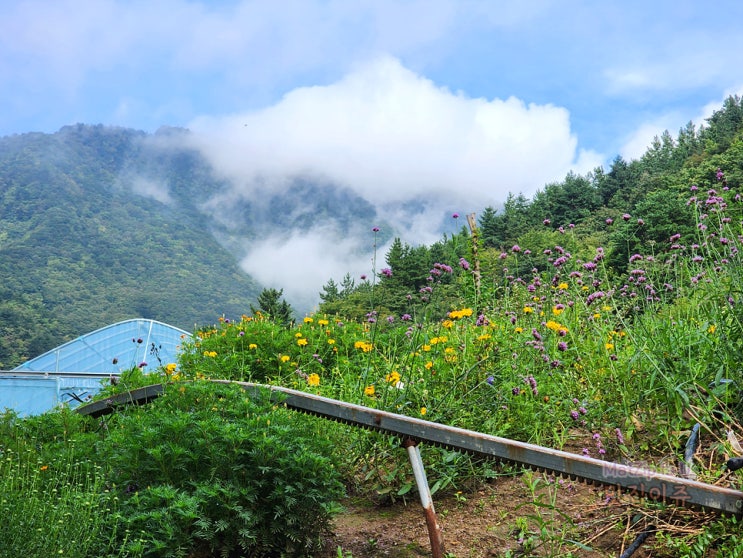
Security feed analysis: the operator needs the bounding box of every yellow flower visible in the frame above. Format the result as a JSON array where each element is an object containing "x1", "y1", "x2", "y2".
[
  {"x1": 420, "y1": 407, "x2": 427, "y2": 416},
  {"x1": 477, "y1": 334, "x2": 491, "y2": 341},
  {"x1": 307, "y1": 373, "x2": 320, "y2": 386},
  {"x1": 364, "y1": 385, "x2": 375, "y2": 397},
  {"x1": 295, "y1": 332, "x2": 303, "y2": 338},
  {"x1": 605, "y1": 343, "x2": 614, "y2": 350},
  {"x1": 354, "y1": 340, "x2": 373, "y2": 352},
  {"x1": 386, "y1": 371, "x2": 401, "y2": 384},
  {"x1": 593, "y1": 313, "x2": 601, "y2": 319},
  {"x1": 558, "y1": 282, "x2": 568, "y2": 290},
  {"x1": 327, "y1": 339, "x2": 336, "y2": 345},
  {"x1": 602, "y1": 305, "x2": 612, "y2": 312},
  {"x1": 297, "y1": 338, "x2": 308, "y2": 347},
  {"x1": 303, "y1": 316, "x2": 314, "y2": 323},
  {"x1": 165, "y1": 363, "x2": 177, "y2": 375},
  {"x1": 40, "y1": 465, "x2": 49, "y2": 471},
  {"x1": 280, "y1": 355, "x2": 290, "y2": 363},
  {"x1": 708, "y1": 324, "x2": 716, "y2": 334},
  {"x1": 203, "y1": 350, "x2": 217, "y2": 358},
  {"x1": 444, "y1": 347, "x2": 456, "y2": 354},
  {"x1": 552, "y1": 307, "x2": 564, "y2": 316},
  {"x1": 442, "y1": 319, "x2": 454, "y2": 329},
  {"x1": 424, "y1": 361, "x2": 433, "y2": 370},
  {"x1": 422, "y1": 344, "x2": 431, "y2": 352},
  {"x1": 515, "y1": 327, "x2": 523, "y2": 334},
  {"x1": 523, "y1": 307, "x2": 534, "y2": 314},
  {"x1": 249, "y1": 343, "x2": 257, "y2": 350}
]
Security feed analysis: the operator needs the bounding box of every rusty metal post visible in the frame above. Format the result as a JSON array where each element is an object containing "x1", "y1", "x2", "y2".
[{"x1": 403, "y1": 438, "x2": 445, "y2": 558}]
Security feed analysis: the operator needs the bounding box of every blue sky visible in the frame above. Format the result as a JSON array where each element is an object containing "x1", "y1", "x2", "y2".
[
  {"x1": 3, "y1": 1, "x2": 742, "y2": 162},
  {"x1": 3, "y1": 0, "x2": 743, "y2": 306}
]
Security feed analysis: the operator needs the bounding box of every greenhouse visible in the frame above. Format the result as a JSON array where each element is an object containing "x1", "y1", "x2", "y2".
[{"x1": 0, "y1": 318, "x2": 191, "y2": 416}]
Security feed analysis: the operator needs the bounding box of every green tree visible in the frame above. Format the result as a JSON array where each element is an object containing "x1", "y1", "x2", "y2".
[{"x1": 251, "y1": 288, "x2": 294, "y2": 326}]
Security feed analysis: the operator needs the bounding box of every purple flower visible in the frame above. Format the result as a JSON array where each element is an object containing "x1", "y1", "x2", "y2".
[
  {"x1": 605, "y1": 218, "x2": 613, "y2": 225},
  {"x1": 558, "y1": 341, "x2": 568, "y2": 351},
  {"x1": 543, "y1": 219, "x2": 551, "y2": 225},
  {"x1": 138, "y1": 361, "x2": 147, "y2": 368},
  {"x1": 372, "y1": 226, "x2": 380, "y2": 232},
  {"x1": 716, "y1": 168, "x2": 725, "y2": 181},
  {"x1": 476, "y1": 313, "x2": 489, "y2": 326},
  {"x1": 512, "y1": 387, "x2": 520, "y2": 396},
  {"x1": 459, "y1": 257, "x2": 470, "y2": 270},
  {"x1": 615, "y1": 428, "x2": 625, "y2": 445},
  {"x1": 486, "y1": 375, "x2": 495, "y2": 385},
  {"x1": 401, "y1": 313, "x2": 412, "y2": 321},
  {"x1": 622, "y1": 213, "x2": 631, "y2": 221},
  {"x1": 386, "y1": 315, "x2": 395, "y2": 324},
  {"x1": 238, "y1": 331, "x2": 245, "y2": 336},
  {"x1": 452, "y1": 213, "x2": 460, "y2": 219},
  {"x1": 381, "y1": 268, "x2": 393, "y2": 277},
  {"x1": 512, "y1": 245, "x2": 521, "y2": 253},
  {"x1": 637, "y1": 219, "x2": 644, "y2": 225},
  {"x1": 570, "y1": 410, "x2": 579, "y2": 420},
  {"x1": 360, "y1": 274, "x2": 367, "y2": 280}
]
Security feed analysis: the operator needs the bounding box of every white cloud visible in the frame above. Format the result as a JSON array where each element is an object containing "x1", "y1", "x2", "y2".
[
  {"x1": 188, "y1": 56, "x2": 599, "y2": 204},
  {"x1": 239, "y1": 227, "x2": 373, "y2": 315},
  {"x1": 183, "y1": 56, "x2": 600, "y2": 307}
]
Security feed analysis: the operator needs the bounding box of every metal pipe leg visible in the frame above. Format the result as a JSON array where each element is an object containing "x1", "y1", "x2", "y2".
[{"x1": 403, "y1": 438, "x2": 445, "y2": 558}]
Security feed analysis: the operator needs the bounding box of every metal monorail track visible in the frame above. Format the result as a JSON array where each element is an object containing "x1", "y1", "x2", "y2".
[{"x1": 76, "y1": 381, "x2": 743, "y2": 516}]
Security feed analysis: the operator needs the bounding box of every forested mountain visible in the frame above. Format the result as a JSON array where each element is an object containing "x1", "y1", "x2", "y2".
[
  {"x1": 0, "y1": 124, "x2": 379, "y2": 368},
  {"x1": 2, "y1": 96, "x2": 742, "y2": 368}
]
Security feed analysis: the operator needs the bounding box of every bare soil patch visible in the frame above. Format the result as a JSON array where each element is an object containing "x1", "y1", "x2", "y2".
[{"x1": 320, "y1": 472, "x2": 697, "y2": 557}]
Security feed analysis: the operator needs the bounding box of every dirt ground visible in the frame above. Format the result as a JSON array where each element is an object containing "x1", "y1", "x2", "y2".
[{"x1": 319, "y1": 471, "x2": 702, "y2": 558}]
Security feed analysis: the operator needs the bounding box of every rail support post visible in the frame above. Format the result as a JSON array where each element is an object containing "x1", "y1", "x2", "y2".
[{"x1": 403, "y1": 438, "x2": 445, "y2": 558}]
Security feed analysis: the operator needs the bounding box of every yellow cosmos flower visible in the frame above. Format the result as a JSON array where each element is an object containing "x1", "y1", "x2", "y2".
[
  {"x1": 364, "y1": 385, "x2": 375, "y2": 397},
  {"x1": 523, "y1": 307, "x2": 534, "y2": 314},
  {"x1": 295, "y1": 332, "x2": 303, "y2": 338},
  {"x1": 424, "y1": 361, "x2": 433, "y2": 370},
  {"x1": 327, "y1": 339, "x2": 336, "y2": 344},
  {"x1": 605, "y1": 343, "x2": 614, "y2": 350},
  {"x1": 558, "y1": 282, "x2": 568, "y2": 290},
  {"x1": 448, "y1": 308, "x2": 473, "y2": 320},
  {"x1": 249, "y1": 343, "x2": 257, "y2": 350},
  {"x1": 515, "y1": 327, "x2": 524, "y2": 334},
  {"x1": 307, "y1": 373, "x2": 320, "y2": 386},
  {"x1": 708, "y1": 324, "x2": 716, "y2": 334},
  {"x1": 297, "y1": 338, "x2": 308, "y2": 347},
  {"x1": 422, "y1": 344, "x2": 431, "y2": 352},
  {"x1": 552, "y1": 307, "x2": 564, "y2": 316},
  {"x1": 165, "y1": 363, "x2": 177, "y2": 375},
  {"x1": 303, "y1": 317, "x2": 313, "y2": 323},
  {"x1": 354, "y1": 341, "x2": 373, "y2": 352},
  {"x1": 203, "y1": 350, "x2": 217, "y2": 358},
  {"x1": 442, "y1": 319, "x2": 454, "y2": 329},
  {"x1": 386, "y1": 371, "x2": 401, "y2": 384},
  {"x1": 477, "y1": 334, "x2": 491, "y2": 341},
  {"x1": 280, "y1": 355, "x2": 290, "y2": 363},
  {"x1": 420, "y1": 407, "x2": 427, "y2": 416},
  {"x1": 318, "y1": 319, "x2": 329, "y2": 326}
]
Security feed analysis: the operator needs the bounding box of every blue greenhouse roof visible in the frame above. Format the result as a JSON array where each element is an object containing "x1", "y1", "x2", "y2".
[
  {"x1": 1, "y1": 319, "x2": 192, "y2": 416},
  {"x1": 13, "y1": 318, "x2": 191, "y2": 373}
]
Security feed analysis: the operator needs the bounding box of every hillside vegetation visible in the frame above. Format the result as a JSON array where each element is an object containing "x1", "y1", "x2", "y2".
[{"x1": 1, "y1": 97, "x2": 743, "y2": 556}]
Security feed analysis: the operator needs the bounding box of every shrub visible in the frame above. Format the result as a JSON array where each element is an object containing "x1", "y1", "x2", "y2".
[{"x1": 97, "y1": 381, "x2": 345, "y2": 557}]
